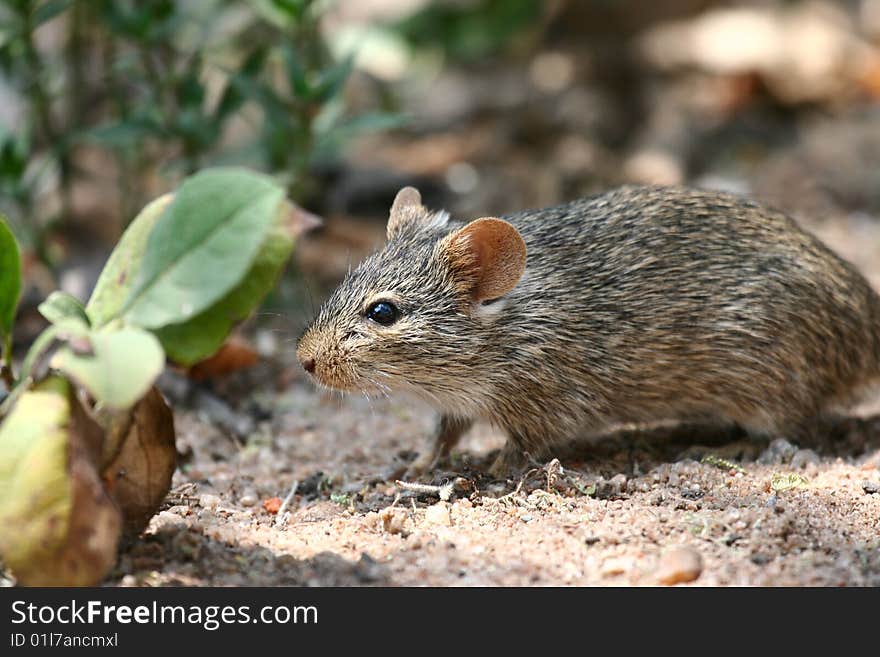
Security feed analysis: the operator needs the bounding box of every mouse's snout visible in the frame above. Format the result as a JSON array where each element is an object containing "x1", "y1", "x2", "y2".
[
  {"x1": 296, "y1": 324, "x2": 362, "y2": 391},
  {"x1": 295, "y1": 337, "x2": 317, "y2": 377}
]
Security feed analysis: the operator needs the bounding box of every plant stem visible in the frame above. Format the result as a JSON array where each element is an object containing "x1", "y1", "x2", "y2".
[
  {"x1": 286, "y1": 1, "x2": 321, "y2": 202},
  {"x1": 1, "y1": 333, "x2": 15, "y2": 391},
  {"x1": 20, "y1": 2, "x2": 73, "y2": 243},
  {"x1": 68, "y1": 0, "x2": 86, "y2": 130},
  {"x1": 103, "y1": 32, "x2": 139, "y2": 224}
]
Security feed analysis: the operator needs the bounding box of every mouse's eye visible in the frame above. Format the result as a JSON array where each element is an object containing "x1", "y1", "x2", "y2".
[{"x1": 365, "y1": 301, "x2": 400, "y2": 326}]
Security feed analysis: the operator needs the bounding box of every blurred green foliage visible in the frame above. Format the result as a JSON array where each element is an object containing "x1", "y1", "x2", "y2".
[
  {"x1": 0, "y1": 0, "x2": 546, "y2": 269},
  {"x1": 393, "y1": 0, "x2": 541, "y2": 62},
  {"x1": 0, "y1": 0, "x2": 401, "y2": 262}
]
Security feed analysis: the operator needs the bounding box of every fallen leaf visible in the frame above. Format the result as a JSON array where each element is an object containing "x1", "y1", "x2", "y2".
[
  {"x1": 186, "y1": 336, "x2": 259, "y2": 381},
  {"x1": 101, "y1": 386, "x2": 176, "y2": 536}
]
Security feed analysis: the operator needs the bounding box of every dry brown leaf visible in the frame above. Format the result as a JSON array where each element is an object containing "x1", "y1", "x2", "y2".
[
  {"x1": 101, "y1": 386, "x2": 176, "y2": 537},
  {"x1": 186, "y1": 336, "x2": 260, "y2": 381}
]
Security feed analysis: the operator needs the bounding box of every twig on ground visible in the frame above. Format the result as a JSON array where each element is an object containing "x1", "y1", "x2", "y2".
[
  {"x1": 275, "y1": 479, "x2": 299, "y2": 527},
  {"x1": 544, "y1": 458, "x2": 564, "y2": 491},
  {"x1": 395, "y1": 479, "x2": 456, "y2": 501}
]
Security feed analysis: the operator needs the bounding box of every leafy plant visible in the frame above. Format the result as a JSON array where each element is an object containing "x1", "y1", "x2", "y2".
[
  {"x1": 0, "y1": 0, "x2": 399, "y2": 268},
  {"x1": 0, "y1": 166, "x2": 309, "y2": 585},
  {"x1": 392, "y1": 0, "x2": 541, "y2": 62},
  {"x1": 770, "y1": 472, "x2": 809, "y2": 493}
]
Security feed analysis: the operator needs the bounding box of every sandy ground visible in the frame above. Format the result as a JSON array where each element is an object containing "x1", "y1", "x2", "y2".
[{"x1": 109, "y1": 366, "x2": 880, "y2": 587}]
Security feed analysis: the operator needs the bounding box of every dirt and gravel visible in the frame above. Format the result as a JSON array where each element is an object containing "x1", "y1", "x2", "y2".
[{"x1": 105, "y1": 359, "x2": 880, "y2": 586}]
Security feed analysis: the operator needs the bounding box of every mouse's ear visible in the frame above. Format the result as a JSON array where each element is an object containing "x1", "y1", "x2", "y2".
[
  {"x1": 387, "y1": 186, "x2": 426, "y2": 239},
  {"x1": 441, "y1": 218, "x2": 526, "y2": 302}
]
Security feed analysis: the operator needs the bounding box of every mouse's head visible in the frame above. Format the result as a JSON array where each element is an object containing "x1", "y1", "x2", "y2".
[{"x1": 296, "y1": 187, "x2": 526, "y2": 406}]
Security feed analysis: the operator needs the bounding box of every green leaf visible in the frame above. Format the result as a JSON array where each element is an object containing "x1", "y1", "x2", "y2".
[
  {"x1": 280, "y1": 42, "x2": 310, "y2": 98},
  {"x1": 86, "y1": 193, "x2": 174, "y2": 328},
  {"x1": 38, "y1": 291, "x2": 89, "y2": 327},
  {"x1": 51, "y1": 327, "x2": 165, "y2": 410},
  {"x1": 0, "y1": 129, "x2": 29, "y2": 181},
  {"x1": 226, "y1": 73, "x2": 289, "y2": 119},
  {"x1": 215, "y1": 47, "x2": 269, "y2": 121},
  {"x1": 0, "y1": 213, "x2": 21, "y2": 343},
  {"x1": 312, "y1": 55, "x2": 354, "y2": 103},
  {"x1": 251, "y1": 0, "x2": 305, "y2": 29},
  {"x1": 120, "y1": 167, "x2": 285, "y2": 330},
  {"x1": 155, "y1": 214, "x2": 294, "y2": 365}
]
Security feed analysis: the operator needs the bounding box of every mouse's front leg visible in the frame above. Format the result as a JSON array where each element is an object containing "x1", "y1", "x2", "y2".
[
  {"x1": 406, "y1": 414, "x2": 473, "y2": 477},
  {"x1": 488, "y1": 431, "x2": 532, "y2": 478}
]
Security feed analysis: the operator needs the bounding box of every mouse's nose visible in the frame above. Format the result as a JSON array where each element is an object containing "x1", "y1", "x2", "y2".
[{"x1": 301, "y1": 357, "x2": 316, "y2": 374}]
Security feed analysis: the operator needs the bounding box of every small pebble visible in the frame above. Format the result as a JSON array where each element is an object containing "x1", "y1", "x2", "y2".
[
  {"x1": 239, "y1": 491, "x2": 258, "y2": 507},
  {"x1": 424, "y1": 502, "x2": 452, "y2": 526},
  {"x1": 406, "y1": 531, "x2": 426, "y2": 549},
  {"x1": 152, "y1": 510, "x2": 187, "y2": 532},
  {"x1": 791, "y1": 449, "x2": 820, "y2": 469},
  {"x1": 655, "y1": 546, "x2": 703, "y2": 585},
  {"x1": 862, "y1": 481, "x2": 880, "y2": 495},
  {"x1": 198, "y1": 494, "x2": 221, "y2": 510},
  {"x1": 600, "y1": 557, "x2": 629, "y2": 577},
  {"x1": 758, "y1": 438, "x2": 797, "y2": 465}
]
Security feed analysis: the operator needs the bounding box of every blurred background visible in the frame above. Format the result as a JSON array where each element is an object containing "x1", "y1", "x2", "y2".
[{"x1": 2, "y1": 0, "x2": 880, "y2": 351}]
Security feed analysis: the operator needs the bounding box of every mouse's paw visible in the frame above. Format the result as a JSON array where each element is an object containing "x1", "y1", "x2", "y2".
[
  {"x1": 402, "y1": 449, "x2": 440, "y2": 479},
  {"x1": 488, "y1": 442, "x2": 529, "y2": 479}
]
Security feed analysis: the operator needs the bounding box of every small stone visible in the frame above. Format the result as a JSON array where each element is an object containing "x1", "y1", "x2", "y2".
[
  {"x1": 600, "y1": 557, "x2": 631, "y2": 577},
  {"x1": 758, "y1": 438, "x2": 798, "y2": 465},
  {"x1": 198, "y1": 494, "x2": 221, "y2": 510},
  {"x1": 655, "y1": 546, "x2": 703, "y2": 585},
  {"x1": 166, "y1": 505, "x2": 191, "y2": 516},
  {"x1": 239, "y1": 490, "x2": 258, "y2": 507},
  {"x1": 862, "y1": 480, "x2": 880, "y2": 495},
  {"x1": 424, "y1": 501, "x2": 452, "y2": 526},
  {"x1": 406, "y1": 531, "x2": 426, "y2": 549},
  {"x1": 152, "y1": 510, "x2": 186, "y2": 532},
  {"x1": 790, "y1": 449, "x2": 820, "y2": 469}
]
